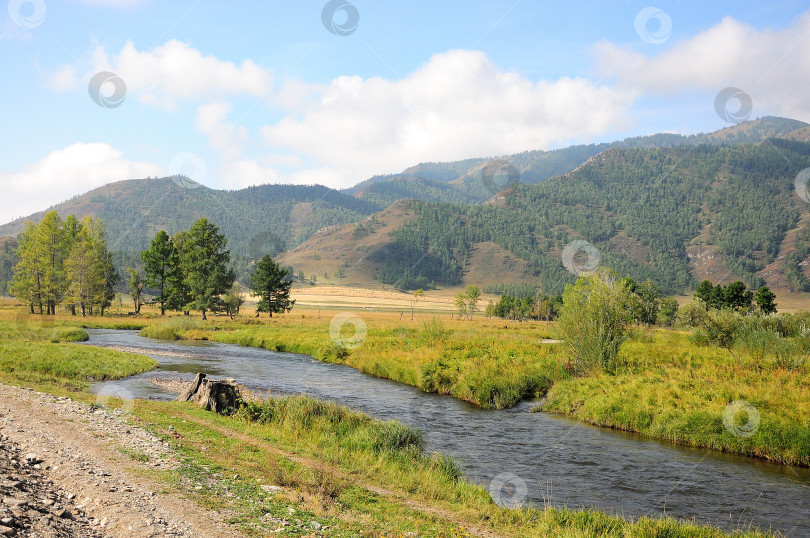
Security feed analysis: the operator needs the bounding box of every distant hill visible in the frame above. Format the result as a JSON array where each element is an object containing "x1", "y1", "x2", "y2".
[
  {"x1": 2, "y1": 116, "x2": 809, "y2": 297},
  {"x1": 0, "y1": 178, "x2": 379, "y2": 257},
  {"x1": 346, "y1": 116, "x2": 808, "y2": 205},
  {"x1": 285, "y1": 137, "x2": 810, "y2": 296}
]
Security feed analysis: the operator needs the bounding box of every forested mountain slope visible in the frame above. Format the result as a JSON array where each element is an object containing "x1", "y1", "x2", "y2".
[
  {"x1": 0, "y1": 178, "x2": 379, "y2": 257},
  {"x1": 345, "y1": 116, "x2": 807, "y2": 206},
  {"x1": 286, "y1": 139, "x2": 810, "y2": 296}
]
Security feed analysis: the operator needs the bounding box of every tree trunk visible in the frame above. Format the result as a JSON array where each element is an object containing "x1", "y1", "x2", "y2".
[
  {"x1": 161, "y1": 305, "x2": 165, "y2": 316},
  {"x1": 176, "y1": 373, "x2": 241, "y2": 415},
  {"x1": 201, "y1": 309, "x2": 207, "y2": 320}
]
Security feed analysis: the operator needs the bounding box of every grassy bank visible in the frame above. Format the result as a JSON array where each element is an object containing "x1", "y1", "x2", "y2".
[
  {"x1": 140, "y1": 314, "x2": 565, "y2": 410},
  {"x1": 137, "y1": 312, "x2": 810, "y2": 467},
  {"x1": 0, "y1": 317, "x2": 774, "y2": 536},
  {"x1": 541, "y1": 329, "x2": 810, "y2": 466},
  {"x1": 0, "y1": 319, "x2": 156, "y2": 390},
  {"x1": 1, "y1": 300, "x2": 808, "y2": 468}
]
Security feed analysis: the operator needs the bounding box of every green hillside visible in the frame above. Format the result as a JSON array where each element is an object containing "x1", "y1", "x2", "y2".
[
  {"x1": 348, "y1": 139, "x2": 810, "y2": 295},
  {"x1": 350, "y1": 116, "x2": 808, "y2": 205},
  {"x1": 0, "y1": 178, "x2": 379, "y2": 257}
]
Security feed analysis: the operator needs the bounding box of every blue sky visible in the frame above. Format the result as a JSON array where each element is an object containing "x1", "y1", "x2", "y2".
[{"x1": 1, "y1": 0, "x2": 809, "y2": 224}]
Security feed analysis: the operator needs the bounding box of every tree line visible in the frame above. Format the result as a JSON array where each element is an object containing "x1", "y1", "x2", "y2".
[
  {"x1": 11, "y1": 212, "x2": 295, "y2": 319},
  {"x1": 11, "y1": 212, "x2": 117, "y2": 315}
]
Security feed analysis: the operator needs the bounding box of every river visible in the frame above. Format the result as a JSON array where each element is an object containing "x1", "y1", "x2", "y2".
[{"x1": 84, "y1": 329, "x2": 810, "y2": 535}]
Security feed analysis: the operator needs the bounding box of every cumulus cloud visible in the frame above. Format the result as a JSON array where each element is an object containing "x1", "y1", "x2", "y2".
[
  {"x1": 594, "y1": 13, "x2": 810, "y2": 121},
  {"x1": 52, "y1": 40, "x2": 272, "y2": 109},
  {"x1": 194, "y1": 102, "x2": 247, "y2": 161},
  {"x1": 260, "y1": 49, "x2": 635, "y2": 188},
  {"x1": 0, "y1": 143, "x2": 161, "y2": 225}
]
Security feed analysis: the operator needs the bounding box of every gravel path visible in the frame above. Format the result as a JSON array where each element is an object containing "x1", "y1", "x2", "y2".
[{"x1": 0, "y1": 384, "x2": 241, "y2": 537}]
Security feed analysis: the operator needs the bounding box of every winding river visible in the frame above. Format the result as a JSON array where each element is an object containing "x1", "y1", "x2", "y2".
[{"x1": 84, "y1": 329, "x2": 810, "y2": 535}]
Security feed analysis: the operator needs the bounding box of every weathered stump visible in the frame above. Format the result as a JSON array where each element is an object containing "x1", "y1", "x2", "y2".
[{"x1": 176, "y1": 373, "x2": 242, "y2": 415}]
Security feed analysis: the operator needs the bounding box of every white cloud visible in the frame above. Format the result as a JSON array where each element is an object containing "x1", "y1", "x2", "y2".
[
  {"x1": 52, "y1": 40, "x2": 272, "y2": 109},
  {"x1": 594, "y1": 13, "x2": 810, "y2": 121},
  {"x1": 261, "y1": 49, "x2": 635, "y2": 188},
  {"x1": 194, "y1": 102, "x2": 247, "y2": 161},
  {"x1": 218, "y1": 160, "x2": 284, "y2": 191},
  {"x1": 0, "y1": 143, "x2": 161, "y2": 225}
]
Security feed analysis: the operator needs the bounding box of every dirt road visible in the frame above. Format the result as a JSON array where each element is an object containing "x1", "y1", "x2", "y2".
[{"x1": 0, "y1": 383, "x2": 240, "y2": 537}]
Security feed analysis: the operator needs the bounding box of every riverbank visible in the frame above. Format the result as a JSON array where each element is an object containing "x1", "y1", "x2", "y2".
[
  {"x1": 4, "y1": 298, "x2": 809, "y2": 467},
  {"x1": 136, "y1": 311, "x2": 810, "y2": 467},
  {"x1": 0, "y1": 312, "x2": 776, "y2": 536}
]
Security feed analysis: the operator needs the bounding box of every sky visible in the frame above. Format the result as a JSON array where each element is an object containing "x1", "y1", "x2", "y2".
[{"x1": 1, "y1": 0, "x2": 810, "y2": 225}]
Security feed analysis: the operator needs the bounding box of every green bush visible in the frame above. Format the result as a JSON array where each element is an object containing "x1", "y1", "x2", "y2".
[{"x1": 558, "y1": 271, "x2": 634, "y2": 374}]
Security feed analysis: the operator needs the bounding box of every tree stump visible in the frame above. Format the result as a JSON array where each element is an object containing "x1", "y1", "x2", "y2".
[{"x1": 176, "y1": 373, "x2": 242, "y2": 415}]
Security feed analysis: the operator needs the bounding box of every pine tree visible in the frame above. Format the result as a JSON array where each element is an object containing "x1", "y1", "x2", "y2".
[
  {"x1": 250, "y1": 255, "x2": 294, "y2": 317},
  {"x1": 178, "y1": 219, "x2": 235, "y2": 320},
  {"x1": 754, "y1": 286, "x2": 777, "y2": 315},
  {"x1": 141, "y1": 231, "x2": 178, "y2": 315}
]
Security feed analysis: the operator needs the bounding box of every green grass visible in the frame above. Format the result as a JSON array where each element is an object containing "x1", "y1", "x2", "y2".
[
  {"x1": 0, "y1": 320, "x2": 157, "y2": 390},
  {"x1": 49, "y1": 326, "x2": 89, "y2": 342},
  {"x1": 176, "y1": 317, "x2": 565, "y2": 410},
  {"x1": 0, "y1": 311, "x2": 777, "y2": 536},
  {"x1": 139, "y1": 317, "x2": 204, "y2": 340},
  {"x1": 541, "y1": 329, "x2": 810, "y2": 466},
  {"x1": 132, "y1": 395, "x2": 770, "y2": 537}
]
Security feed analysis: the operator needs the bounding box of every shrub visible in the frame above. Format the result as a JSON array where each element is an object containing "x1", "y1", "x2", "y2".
[
  {"x1": 420, "y1": 317, "x2": 449, "y2": 343},
  {"x1": 558, "y1": 271, "x2": 634, "y2": 373}
]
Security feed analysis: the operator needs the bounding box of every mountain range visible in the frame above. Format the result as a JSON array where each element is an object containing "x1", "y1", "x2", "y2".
[{"x1": 2, "y1": 116, "x2": 810, "y2": 297}]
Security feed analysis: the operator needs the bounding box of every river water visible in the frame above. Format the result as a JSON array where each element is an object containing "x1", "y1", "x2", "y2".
[{"x1": 84, "y1": 329, "x2": 810, "y2": 535}]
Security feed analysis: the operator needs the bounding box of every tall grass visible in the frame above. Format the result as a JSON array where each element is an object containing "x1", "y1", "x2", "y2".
[{"x1": 139, "y1": 317, "x2": 204, "y2": 340}]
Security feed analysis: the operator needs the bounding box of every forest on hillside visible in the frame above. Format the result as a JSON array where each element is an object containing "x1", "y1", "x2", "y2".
[{"x1": 372, "y1": 140, "x2": 810, "y2": 295}]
